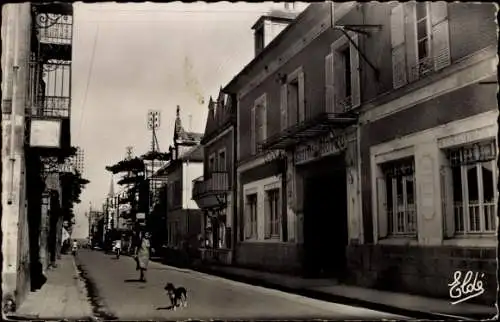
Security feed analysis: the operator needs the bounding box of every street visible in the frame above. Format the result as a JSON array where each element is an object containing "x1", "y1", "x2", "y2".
[{"x1": 76, "y1": 249, "x2": 407, "y2": 320}]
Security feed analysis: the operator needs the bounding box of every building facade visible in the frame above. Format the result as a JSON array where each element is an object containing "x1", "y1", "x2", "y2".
[
  {"x1": 222, "y1": 1, "x2": 497, "y2": 304},
  {"x1": 163, "y1": 107, "x2": 204, "y2": 259},
  {"x1": 345, "y1": 1, "x2": 498, "y2": 305},
  {"x1": 192, "y1": 89, "x2": 236, "y2": 265},
  {"x1": 2, "y1": 2, "x2": 74, "y2": 312}
]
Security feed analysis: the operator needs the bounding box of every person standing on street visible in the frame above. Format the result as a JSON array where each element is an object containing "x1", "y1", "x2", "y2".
[{"x1": 134, "y1": 232, "x2": 153, "y2": 282}]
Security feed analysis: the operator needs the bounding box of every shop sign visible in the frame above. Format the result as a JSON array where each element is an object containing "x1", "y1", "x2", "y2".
[
  {"x1": 295, "y1": 132, "x2": 348, "y2": 165},
  {"x1": 30, "y1": 119, "x2": 61, "y2": 148}
]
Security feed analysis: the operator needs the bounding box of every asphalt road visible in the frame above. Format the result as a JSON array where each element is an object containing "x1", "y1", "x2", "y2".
[{"x1": 76, "y1": 249, "x2": 407, "y2": 320}]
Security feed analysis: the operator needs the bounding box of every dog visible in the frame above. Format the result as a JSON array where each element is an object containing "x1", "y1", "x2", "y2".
[{"x1": 164, "y1": 283, "x2": 187, "y2": 310}]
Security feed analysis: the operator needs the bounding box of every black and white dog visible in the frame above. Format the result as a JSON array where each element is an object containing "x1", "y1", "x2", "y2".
[{"x1": 164, "y1": 283, "x2": 188, "y2": 310}]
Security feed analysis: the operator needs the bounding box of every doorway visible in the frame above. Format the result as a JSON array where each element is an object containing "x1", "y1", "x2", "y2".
[{"x1": 302, "y1": 159, "x2": 348, "y2": 278}]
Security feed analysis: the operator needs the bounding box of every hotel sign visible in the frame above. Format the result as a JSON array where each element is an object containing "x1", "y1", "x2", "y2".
[{"x1": 295, "y1": 132, "x2": 348, "y2": 165}]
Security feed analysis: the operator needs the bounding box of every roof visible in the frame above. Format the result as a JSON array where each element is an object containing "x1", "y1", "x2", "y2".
[
  {"x1": 223, "y1": 4, "x2": 315, "y2": 94},
  {"x1": 179, "y1": 144, "x2": 204, "y2": 163},
  {"x1": 201, "y1": 88, "x2": 235, "y2": 145}
]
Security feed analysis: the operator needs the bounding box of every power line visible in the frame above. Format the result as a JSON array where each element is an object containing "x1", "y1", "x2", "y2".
[{"x1": 76, "y1": 24, "x2": 100, "y2": 143}]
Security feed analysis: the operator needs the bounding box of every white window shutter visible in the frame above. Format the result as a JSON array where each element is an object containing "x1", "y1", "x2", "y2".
[
  {"x1": 430, "y1": 2, "x2": 451, "y2": 71},
  {"x1": 349, "y1": 35, "x2": 361, "y2": 109},
  {"x1": 250, "y1": 106, "x2": 256, "y2": 155},
  {"x1": 404, "y1": 2, "x2": 418, "y2": 82},
  {"x1": 280, "y1": 84, "x2": 288, "y2": 130},
  {"x1": 376, "y1": 177, "x2": 388, "y2": 239},
  {"x1": 244, "y1": 201, "x2": 250, "y2": 238},
  {"x1": 262, "y1": 97, "x2": 267, "y2": 141},
  {"x1": 391, "y1": 4, "x2": 407, "y2": 89},
  {"x1": 333, "y1": 50, "x2": 344, "y2": 112},
  {"x1": 324, "y1": 53, "x2": 334, "y2": 113},
  {"x1": 264, "y1": 192, "x2": 271, "y2": 239},
  {"x1": 440, "y1": 166, "x2": 455, "y2": 238},
  {"x1": 298, "y1": 71, "x2": 305, "y2": 122}
]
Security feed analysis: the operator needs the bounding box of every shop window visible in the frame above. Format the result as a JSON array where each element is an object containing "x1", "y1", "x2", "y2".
[
  {"x1": 244, "y1": 193, "x2": 258, "y2": 239},
  {"x1": 441, "y1": 140, "x2": 497, "y2": 237},
  {"x1": 377, "y1": 157, "x2": 417, "y2": 238},
  {"x1": 265, "y1": 188, "x2": 281, "y2": 239}
]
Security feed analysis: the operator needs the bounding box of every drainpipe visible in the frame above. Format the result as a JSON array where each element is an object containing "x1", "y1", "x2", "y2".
[{"x1": 7, "y1": 6, "x2": 21, "y2": 205}]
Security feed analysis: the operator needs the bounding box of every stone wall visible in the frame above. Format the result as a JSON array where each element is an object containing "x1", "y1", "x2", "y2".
[
  {"x1": 346, "y1": 244, "x2": 497, "y2": 306},
  {"x1": 235, "y1": 242, "x2": 302, "y2": 274}
]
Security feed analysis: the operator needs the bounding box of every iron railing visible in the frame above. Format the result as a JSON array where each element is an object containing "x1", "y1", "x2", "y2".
[{"x1": 192, "y1": 172, "x2": 229, "y2": 199}]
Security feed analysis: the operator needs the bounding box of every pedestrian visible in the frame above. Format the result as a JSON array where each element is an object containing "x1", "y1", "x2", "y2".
[{"x1": 134, "y1": 232, "x2": 153, "y2": 282}]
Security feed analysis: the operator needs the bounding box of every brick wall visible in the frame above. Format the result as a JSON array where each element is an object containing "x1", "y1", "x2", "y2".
[
  {"x1": 235, "y1": 242, "x2": 302, "y2": 274},
  {"x1": 346, "y1": 244, "x2": 497, "y2": 305}
]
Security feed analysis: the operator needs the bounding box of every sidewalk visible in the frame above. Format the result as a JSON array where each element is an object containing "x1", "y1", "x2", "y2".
[
  {"x1": 5, "y1": 255, "x2": 93, "y2": 321},
  {"x1": 190, "y1": 262, "x2": 497, "y2": 320}
]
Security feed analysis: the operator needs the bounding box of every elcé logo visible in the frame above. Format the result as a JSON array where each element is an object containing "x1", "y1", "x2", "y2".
[{"x1": 448, "y1": 270, "x2": 486, "y2": 305}]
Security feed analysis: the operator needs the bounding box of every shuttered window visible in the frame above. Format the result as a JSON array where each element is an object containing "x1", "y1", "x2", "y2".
[
  {"x1": 280, "y1": 84, "x2": 288, "y2": 130},
  {"x1": 252, "y1": 94, "x2": 267, "y2": 155},
  {"x1": 430, "y1": 1, "x2": 451, "y2": 70},
  {"x1": 332, "y1": 34, "x2": 360, "y2": 112},
  {"x1": 244, "y1": 193, "x2": 258, "y2": 239},
  {"x1": 391, "y1": 4, "x2": 407, "y2": 89},
  {"x1": 324, "y1": 53, "x2": 335, "y2": 113},
  {"x1": 250, "y1": 107, "x2": 256, "y2": 155},
  {"x1": 392, "y1": 2, "x2": 450, "y2": 86}
]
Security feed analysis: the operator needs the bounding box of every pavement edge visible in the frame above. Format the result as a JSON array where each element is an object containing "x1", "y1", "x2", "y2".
[{"x1": 185, "y1": 263, "x2": 484, "y2": 321}]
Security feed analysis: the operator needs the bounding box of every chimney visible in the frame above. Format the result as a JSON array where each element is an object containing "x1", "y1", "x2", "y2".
[{"x1": 252, "y1": 3, "x2": 304, "y2": 56}]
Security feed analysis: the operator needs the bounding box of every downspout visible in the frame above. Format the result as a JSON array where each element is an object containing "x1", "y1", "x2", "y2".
[
  {"x1": 8, "y1": 6, "x2": 21, "y2": 205},
  {"x1": 232, "y1": 96, "x2": 238, "y2": 264}
]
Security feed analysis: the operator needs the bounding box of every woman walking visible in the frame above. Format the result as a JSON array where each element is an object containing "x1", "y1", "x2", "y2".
[{"x1": 134, "y1": 232, "x2": 152, "y2": 282}]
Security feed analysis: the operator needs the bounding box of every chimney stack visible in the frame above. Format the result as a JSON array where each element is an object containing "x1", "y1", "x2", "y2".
[{"x1": 252, "y1": 3, "x2": 304, "y2": 56}]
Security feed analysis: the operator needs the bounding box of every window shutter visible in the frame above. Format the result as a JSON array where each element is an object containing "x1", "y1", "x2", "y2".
[
  {"x1": 244, "y1": 201, "x2": 251, "y2": 239},
  {"x1": 250, "y1": 106, "x2": 256, "y2": 155},
  {"x1": 376, "y1": 177, "x2": 388, "y2": 239},
  {"x1": 391, "y1": 4, "x2": 407, "y2": 89},
  {"x1": 440, "y1": 165, "x2": 455, "y2": 238},
  {"x1": 349, "y1": 35, "x2": 361, "y2": 109},
  {"x1": 333, "y1": 50, "x2": 344, "y2": 112},
  {"x1": 430, "y1": 2, "x2": 451, "y2": 71},
  {"x1": 298, "y1": 71, "x2": 305, "y2": 122},
  {"x1": 404, "y1": 2, "x2": 418, "y2": 82},
  {"x1": 280, "y1": 84, "x2": 288, "y2": 130},
  {"x1": 324, "y1": 53, "x2": 335, "y2": 113},
  {"x1": 264, "y1": 192, "x2": 271, "y2": 239},
  {"x1": 262, "y1": 97, "x2": 267, "y2": 142}
]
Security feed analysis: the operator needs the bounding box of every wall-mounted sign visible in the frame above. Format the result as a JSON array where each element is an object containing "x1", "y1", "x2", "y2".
[
  {"x1": 295, "y1": 132, "x2": 349, "y2": 165},
  {"x1": 29, "y1": 119, "x2": 62, "y2": 148},
  {"x1": 136, "y1": 213, "x2": 145, "y2": 220}
]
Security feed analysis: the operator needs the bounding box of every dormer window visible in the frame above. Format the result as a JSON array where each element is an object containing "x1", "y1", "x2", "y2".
[{"x1": 255, "y1": 26, "x2": 265, "y2": 56}]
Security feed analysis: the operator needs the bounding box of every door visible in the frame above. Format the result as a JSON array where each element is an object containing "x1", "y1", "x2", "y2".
[{"x1": 303, "y1": 170, "x2": 348, "y2": 278}]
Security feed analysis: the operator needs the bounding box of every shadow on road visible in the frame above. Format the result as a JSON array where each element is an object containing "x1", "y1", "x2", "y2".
[
  {"x1": 124, "y1": 279, "x2": 146, "y2": 283},
  {"x1": 156, "y1": 306, "x2": 174, "y2": 311}
]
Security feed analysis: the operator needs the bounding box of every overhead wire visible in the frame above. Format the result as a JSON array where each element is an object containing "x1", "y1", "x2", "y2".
[{"x1": 76, "y1": 23, "x2": 100, "y2": 143}]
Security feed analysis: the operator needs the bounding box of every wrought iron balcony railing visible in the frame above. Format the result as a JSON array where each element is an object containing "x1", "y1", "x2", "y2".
[
  {"x1": 409, "y1": 56, "x2": 435, "y2": 82},
  {"x1": 36, "y1": 14, "x2": 73, "y2": 45},
  {"x1": 336, "y1": 95, "x2": 353, "y2": 113},
  {"x1": 192, "y1": 172, "x2": 229, "y2": 199}
]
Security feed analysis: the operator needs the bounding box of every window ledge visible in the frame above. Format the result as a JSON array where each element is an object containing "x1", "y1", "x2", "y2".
[
  {"x1": 443, "y1": 237, "x2": 497, "y2": 248},
  {"x1": 242, "y1": 239, "x2": 288, "y2": 244},
  {"x1": 377, "y1": 237, "x2": 418, "y2": 246}
]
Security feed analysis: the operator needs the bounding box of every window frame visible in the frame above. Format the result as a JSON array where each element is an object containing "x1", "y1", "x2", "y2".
[
  {"x1": 264, "y1": 187, "x2": 281, "y2": 240},
  {"x1": 208, "y1": 152, "x2": 216, "y2": 173},
  {"x1": 251, "y1": 93, "x2": 267, "y2": 155},
  {"x1": 218, "y1": 148, "x2": 226, "y2": 172},
  {"x1": 286, "y1": 66, "x2": 305, "y2": 125},
  {"x1": 444, "y1": 141, "x2": 498, "y2": 237},
  {"x1": 244, "y1": 192, "x2": 258, "y2": 240},
  {"x1": 330, "y1": 33, "x2": 361, "y2": 112}
]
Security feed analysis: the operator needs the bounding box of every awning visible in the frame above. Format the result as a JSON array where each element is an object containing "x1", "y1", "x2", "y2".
[{"x1": 260, "y1": 112, "x2": 357, "y2": 151}]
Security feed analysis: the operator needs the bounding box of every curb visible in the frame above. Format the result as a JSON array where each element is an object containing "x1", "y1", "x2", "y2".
[{"x1": 187, "y1": 264, "x2": 480, "y2": 321}]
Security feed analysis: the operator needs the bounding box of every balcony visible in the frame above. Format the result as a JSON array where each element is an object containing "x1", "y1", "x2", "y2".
[
  {"x1": 192, "y1": 172, "x2": 229, "y2": 209},
  {"x1": 28, "y1": 4, "x2": 73, "y2": 155},
  {"x1": 260, "y1": 111, "x2": 357, "y2": 151}
]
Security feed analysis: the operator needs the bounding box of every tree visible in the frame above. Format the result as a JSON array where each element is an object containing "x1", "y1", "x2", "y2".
[{"x1": 60, "y1": 169, "x2": 90, "y2": 225}]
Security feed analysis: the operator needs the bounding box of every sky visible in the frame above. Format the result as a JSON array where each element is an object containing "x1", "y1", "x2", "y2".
[{"x1": 70, "y1": 2, "x2": 309, "y2": 238}]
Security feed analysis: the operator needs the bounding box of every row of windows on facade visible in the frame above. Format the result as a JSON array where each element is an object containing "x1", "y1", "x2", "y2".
[
  {"x1": 249, "y1": 2, "x2": 452, "y2": 155},
  {"x1": 239, "y1": 140, "x2": 497, "y2": 242},
  {"x1": 378, "y1": 140, "x2": 497, "y2": 238}
]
